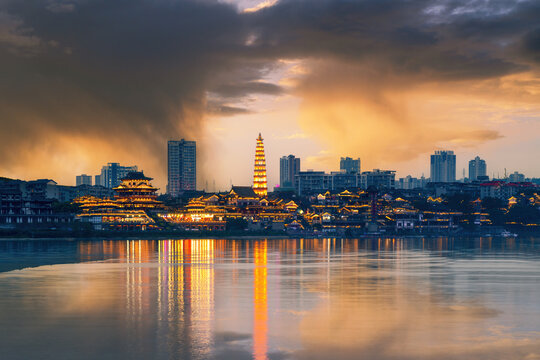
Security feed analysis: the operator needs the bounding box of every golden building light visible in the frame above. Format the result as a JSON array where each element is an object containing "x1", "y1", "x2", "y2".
[{"x1": 253, "y1": 133, "x2": 268, "y2": 197}]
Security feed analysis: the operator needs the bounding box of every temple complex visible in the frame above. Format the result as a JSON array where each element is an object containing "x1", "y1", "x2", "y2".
[
  {"x1": 113, "y1": 171, "x2": 162, "y2": 209},
  {"x1": 73, "y1": 171, "x2": 162, "y2": 230}
]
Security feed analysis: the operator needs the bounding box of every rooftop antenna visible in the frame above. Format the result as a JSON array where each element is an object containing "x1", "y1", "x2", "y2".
[
  {"x1": 213, "y1": 179, "x2": 216, "y2": 193},
  {"x1": 504, "y1": 168, "x2": 507, "y2": 179}
]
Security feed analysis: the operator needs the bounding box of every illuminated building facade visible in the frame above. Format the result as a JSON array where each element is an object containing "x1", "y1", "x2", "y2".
[
  {"x1": 113, "y1": 171, "x2": 162, "y2": 209},
  {"x1": 74, "y1": 171, "x2": 162, "y2": 230},
  {"x1": 253, "y1": 133, "x2": 268, "y2": 197},
  {"x1": 168, "y1": 139, "x2": 197, "y2": 196}
]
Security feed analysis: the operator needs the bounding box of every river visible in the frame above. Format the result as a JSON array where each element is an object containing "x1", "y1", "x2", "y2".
[{"x1": 1, "y1": 237, "x2": 539, "y2": 360}]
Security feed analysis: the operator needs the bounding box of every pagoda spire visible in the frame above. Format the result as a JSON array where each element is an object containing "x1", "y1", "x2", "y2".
[{"x1": 253, "y1": 133, "x2": 268, "y2": 197}]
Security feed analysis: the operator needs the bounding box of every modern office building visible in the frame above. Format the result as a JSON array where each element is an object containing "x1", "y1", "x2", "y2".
[
  {"x1": 294, "y1": 171, "x2": 332, "y2": 195},
  {"x1": 253, "y1": 133, "x2": 268, "y2": 197},
  {"x1": 167, "y1": 139, "x2": 197, "y2": 196},
  {"x1": 359, "y1": 169, "x2": 396, "y2": 189},
  {"x1": 396, "y1": 175, "x2": 427, "y2": 190},
  {"x1": 508, "y1": 171, "x2": 525, "y2": 182},
  {"x1": 330, "y1": 171, "x2": 359, "y2": 190},
  {"x1": 280, "y1": 155, "x2": 301, "y2": 188},
  {"x1": 340, "y1": 157, "x2": 361, "y2": 174},
  {"x1": 97, "y1": 163, "x2": 138, "y2": 189},
  {"x1": 468, "y1": 156, "x2": 487, "y2": 181},
  {"x1": 76, "y1": 174, "x2": 92, "y2": 186},
  {"x1": 430, "y1": 150, "x2": 456, "y2": 182}
]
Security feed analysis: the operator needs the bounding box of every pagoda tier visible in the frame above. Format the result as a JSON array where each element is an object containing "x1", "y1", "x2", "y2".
[
  {"x1": 113, "y1": 171, "x2": 162, "y2": 209},
  {"x1": 253, "y1": 133, "x2": 268, "y2": 197}
]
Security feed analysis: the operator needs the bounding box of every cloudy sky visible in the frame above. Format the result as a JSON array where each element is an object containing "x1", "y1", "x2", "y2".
[{"x1": 1, "y1": 0, "x2": 539, "y2": 191}]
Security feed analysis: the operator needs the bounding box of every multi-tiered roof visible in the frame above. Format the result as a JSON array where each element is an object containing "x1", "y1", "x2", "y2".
[
  {"x1": 253, "y1": 133, "x2": 268, "y2": 197},
  {"x1": 113, "y1": 171, "x2": 162, "y2": 209}
]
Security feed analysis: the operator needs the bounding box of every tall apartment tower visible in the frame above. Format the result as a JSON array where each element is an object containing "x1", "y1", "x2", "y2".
[
  {"x1": 253, "y1": 133, "x2": 268, "y2": 197},
  {"x1": 280, "y1": 155, "x2": 301, "y2": 188},
  {"x1": 430, "y1": 150, "x2": 456, "y2": 182},
  {"x1": 98, "y1": 163, "x2": 138, "y2": 188},
  {"x1": 76, "y1": 174, "x2": 92, "y2": 186},
  {"x1": 167, "y1": 139, "x2": 197, "y2": 196},
  {"x1": 340, "y1": 157, "x2": 361, "y2": 173},
  {"x1": 468, "y1": 156, "x2": 487, "y2": 181}
]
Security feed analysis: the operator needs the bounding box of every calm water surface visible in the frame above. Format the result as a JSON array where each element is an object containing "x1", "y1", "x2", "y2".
[{"x1": 1, "y1": 237, "x2": 540, "y2": 360}]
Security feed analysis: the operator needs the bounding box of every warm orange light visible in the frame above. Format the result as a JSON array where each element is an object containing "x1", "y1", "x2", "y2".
[
  {"x1": 253, "y1": 240, "x2": 268, "y2": 360},
  {"x1": 253, "y1": 133, "x2": 268, "y2": 197}
]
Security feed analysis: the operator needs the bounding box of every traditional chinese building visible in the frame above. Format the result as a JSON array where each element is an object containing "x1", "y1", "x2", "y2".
[
  {"x1": 253, "y1": 133, "x2": 268, "y2": 197},
  {"x1": 113, "y1": 171, "x2": 162, "y2": 209},
  {"x1": 73, "y1": 171, "x2": 162, "y2": 230}
]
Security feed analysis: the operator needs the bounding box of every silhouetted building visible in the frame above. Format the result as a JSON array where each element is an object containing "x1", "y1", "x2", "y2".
[
  {"x1": 330, "y1": 171, "x2": 359, "y2": 190},
  {"x1": 397, "y1": 175, "x2": 427, "y2": 189},
  {"x1": 168, "y1": 139, "x2": 197, "y2": 196},
  {"x1": 76, "y1": 174, "x2": 92, "y2": 186},
  {"x1": 0, "y1": 179, "x2": 72, "y2": 226},
  {"x1": 430, "y1": 150, "x2": 456, "y2": 182},
  {"x1": 97, "y1": 163, "x2": 138, "y2": 188},
  {"x1": 75, "y1": 184, "x2": 114, "y2": 199},
  {"x1": 295, "y1": 171, "x2": 331, "y2": 195},
  {"x1": 360, "y1": 169, "x2": 395, "y2": 189},
  {"x1": 508, "y1": 171, "x2": 525, "y2": 182},
  {"x1": 340, "y1": 157, "x2": 361, "y2": 174},
  {"x1": 468, "y1": 156, "x2": 486, "y2": 181},
  {"x1": 280, "y1": 155, "x2": 300, "y2": 188}
]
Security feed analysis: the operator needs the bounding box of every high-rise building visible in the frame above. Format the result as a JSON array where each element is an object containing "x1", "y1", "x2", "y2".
[
  {"x1": 75, "y1": 174, "x2": 92, "y2": 186},
  {"x1": 98, "y1": 163, "x2": 138, "y2": 188},
  {"x1": 295, "y1": 171, "x2": 332, "y2": 195},
  {"x1": 94, "y1": 175, "x2": 101, "y2": 187},
  {"x1": 468, "y1": 156, "x2": 487, "y2": 181},
  {"x1": 279, "y1": 155, "x2": 300, "y2": 188},
  {"x1": 359, "y1": 169, "x2": 396, "y2": 189},
  {"x1": 253, "y1": 133, "x2": 267, "y2": 197},
  {"x1": 167, "y1": 139, "x2": 197, "y2": 196},
  {"x1": 330, "y1": 171, "x2": 359, "y2": 190},
  {"x1": 430, "y1": 150, "x2": 456, "y2": 182},
  {"x1": 340, "y1": 157, "x2": 361, "y2": 174}
]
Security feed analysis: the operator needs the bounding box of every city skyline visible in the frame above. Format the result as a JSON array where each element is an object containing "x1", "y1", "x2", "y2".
[{"x1": 23, "y1": 139, "x2": 540, "y2": 193}]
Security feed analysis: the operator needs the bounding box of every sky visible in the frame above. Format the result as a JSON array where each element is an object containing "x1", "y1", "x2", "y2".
[{"x1": 0, "y1": 0, "x2": 539, "y2": 192}]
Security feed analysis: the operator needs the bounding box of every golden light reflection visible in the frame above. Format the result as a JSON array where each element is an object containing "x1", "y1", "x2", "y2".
[{"x1": 253, "y1": 240, "x2": 268, "y2": 360}]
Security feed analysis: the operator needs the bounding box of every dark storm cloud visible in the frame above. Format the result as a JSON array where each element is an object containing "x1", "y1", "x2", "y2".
[
  {"x1": 211, "y1": 81, "x2": 285, "y2": 98},
  {"x1": 206, "y1": 101, "x2": 253, "y2": 117},
  {"x1": 245, "y1": 0, "x2": 538, "y2": 80},
  {"x1": 0, "y1": 0, "x2": 251, "y2": 179},
  {"x1": 522, "y1": 27, "x2": 540, "y2": 63},
  {"x1": 0, "y1": 0, "x2": 539, "y2": 181}
]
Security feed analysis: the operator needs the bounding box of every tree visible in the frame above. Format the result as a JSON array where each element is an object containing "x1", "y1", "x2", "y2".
[{"x1": 226, "y1": 218, "x2": 248, "y2": 231}]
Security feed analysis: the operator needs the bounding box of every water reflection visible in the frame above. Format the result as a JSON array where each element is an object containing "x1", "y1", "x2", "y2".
[
  {"x1": 0, "y1": 238, "x2": 539, "y2": 360},
  {"x1": 253, "y1": 240, "x2": 268, "y2": 360}
]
